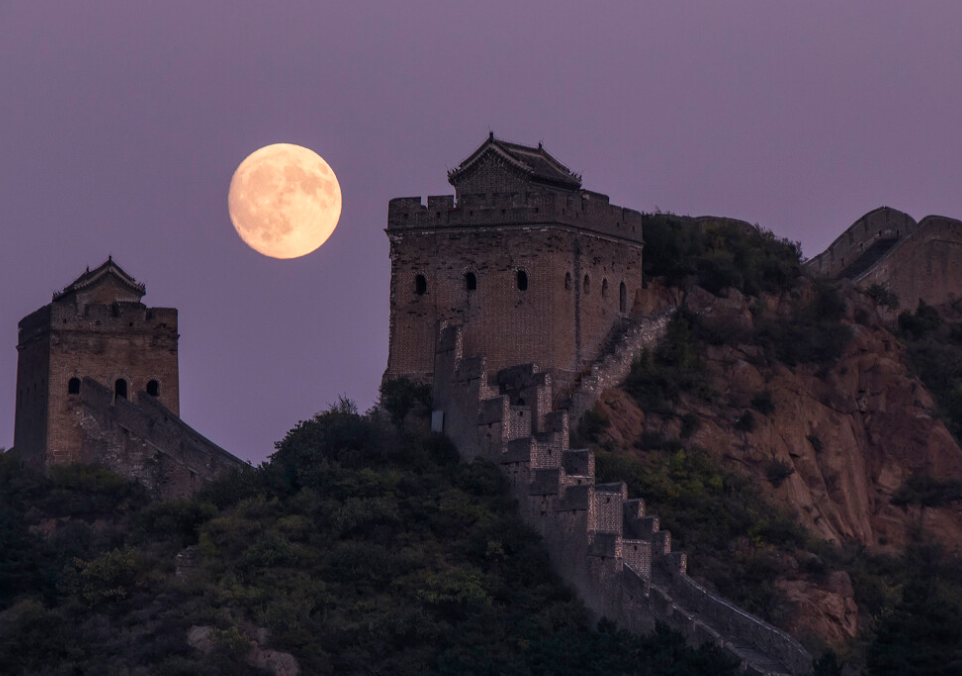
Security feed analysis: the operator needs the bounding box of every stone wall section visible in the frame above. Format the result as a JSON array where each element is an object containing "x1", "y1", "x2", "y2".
[
  {"x1": 385, "y1": 190, "x2": 643, "y2": 396},
  {"x1": 565, "y1": 310, "x2": 672, "y2": 421},
  {"x1": 804, "y1": 207, "x2": 917, "y2": 279},
  {"x1": 806, "y1": 209, "x2": 962, "y2": 310},
  {"x1": 855, "y1": 215, "x2": 962, "y2": 309},
  {"x1": 13, "y1": 262, "x2": 244, "y2": 498},
  {"x1": 431, "y1": 323, "x2": 811, "y2": 676},
  {"x1": 74, "y1": 378, "x2": 245, "y2": 498},
  {"x1": 16, "y1": 297, "x2": 179, "y2": 467}
]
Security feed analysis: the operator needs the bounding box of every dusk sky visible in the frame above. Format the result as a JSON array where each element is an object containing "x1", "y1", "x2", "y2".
[{"x1": 3, "y1": 2, "x2": 962, "y2": 463}]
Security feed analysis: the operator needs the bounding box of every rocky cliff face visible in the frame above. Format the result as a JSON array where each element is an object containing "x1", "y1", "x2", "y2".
[{"x1": 596, "y1": 278, "x2": 962, "y2": 645}]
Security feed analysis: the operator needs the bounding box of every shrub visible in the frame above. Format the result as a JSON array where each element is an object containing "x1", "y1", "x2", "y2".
[
  {"x1": 680, "y1": 413, "x2": 701, "y2": 439},
  {"x1": 140, "y1": 499, "x2": 217, "y2": 545},
  {"x1": 867, "y1": 283, "x2": 900, "y2": 310},
  {"x1": 623, "y1": 310, "x2": 714, "y2": 414},
  {"x1": 766, "y1": 459, "x2": 795, "y2": 488},
  {"x1": 899, "y1": 300, "x2": 941, "y2": 339},
  {"x1": 750, "y1": 390, "x2": 775, "y2": 416},
  {"x1": 379, "y1": 377, "x2": 432, "y2": 428},
  {"x1": 576, "y1": 409, "x2": 610, "y2": 445},
  {"x1": 891, "y1": 474, "x2": 962, "y2": 508}
]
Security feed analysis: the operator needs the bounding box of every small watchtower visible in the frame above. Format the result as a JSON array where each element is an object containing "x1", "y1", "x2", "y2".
[
  {"x1": 14, "y1": 258, "x2": 179, "y2": 467},
  {"x1": 384, "y1": 134, "x2": 644, "y2": 396}
]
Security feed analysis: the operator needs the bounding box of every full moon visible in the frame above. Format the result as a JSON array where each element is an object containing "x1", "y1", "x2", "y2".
[{"x1": 228, "y1": 143, "x2": 342, "y2": 259}]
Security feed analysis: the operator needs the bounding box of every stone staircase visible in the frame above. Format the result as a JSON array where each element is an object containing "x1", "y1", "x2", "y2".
[
  {"x1": 838, "y1": 237, "x2": 899, "y2": 279},
  {"x1": 564, "y1": 310, "x2": 672, "y2": 423},
  {"x1": 432, "y1": 321, "x2": 811, "y2": 676}
]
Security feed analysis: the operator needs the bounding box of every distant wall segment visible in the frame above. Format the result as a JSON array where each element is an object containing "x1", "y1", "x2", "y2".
[
  {"x1": 806, "y1": 208, "x2": 962, "y2": 310},
  {"x1": 804, "y1": 207, "x2": 917, "y2": 279},
  {"x1": 858, "y1": 215, "x2": 962, "y2": 309}
]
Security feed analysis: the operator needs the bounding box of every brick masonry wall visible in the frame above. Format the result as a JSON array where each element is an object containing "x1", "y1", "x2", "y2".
[
  {"x1": 857, "y1": 215, "x2": 962, "y2": 309},
  {"x1": 13, "y1": 306, "x2": 52, "y2": 464},
  {"x1": 76, "y1": 378, "x2": 244, "y2": 498},
  {"x1": 805, "y1": 206, "x2": 917, "y2": 278},
  {"x1": 431, "y1": 322, "x2": 812, "y2": 675},
  {"x1": 17, "y1": 297, "x2": 181, "y2": 467},
  {"x1": 385, "y1": 191, "x2": 643, "y2": 396}
]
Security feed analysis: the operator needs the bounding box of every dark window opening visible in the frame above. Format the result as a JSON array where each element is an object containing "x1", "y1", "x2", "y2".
[
  {"x1": 68, "y1": 378, "x2": 81, "y2": 395},
  {"x1": 115, "y1": 379, "x2": 128, "y2": 400},
  {"x1": 620, "y1": 282, "x2": 627, "y2": 312},
  {"x1": 146, "y1": 380, "x2": 160, "y2": 397},
  {"x1": 516, "y1": 397, "x2": 525, "y2": 406},
  {"x1": 415, "y1": 274, "x2": 427, "y2": 295},
  {"x1": 516, "y1": 270, "x2": 528, "y2": 291},
  {"x1": 564, "y1": 272, "x2": 572, "y2": 290},
  {"x1": 465, "y1": 272, "x2": 477, "y2": 291},
  {"x1": 583, "y1": 275, "x2": 591, "y2": 295},
  {"x1": 602, "y1": 278, "x2": 609, "y2": 298}
]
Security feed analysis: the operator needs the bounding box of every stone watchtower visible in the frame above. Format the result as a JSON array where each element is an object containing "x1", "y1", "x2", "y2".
[
  {"x1": 384, "y1": 134, "x2": 644, "y2": 396},
  {"x1": 14, "y1": 258, "x2": 179, "y2": 467}
]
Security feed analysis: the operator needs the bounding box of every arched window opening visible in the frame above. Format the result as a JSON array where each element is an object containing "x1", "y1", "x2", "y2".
[
  {"x1": 415, "y1": 274, "x2": 427, "y2": 296},
  {"x1": 602, "y1": 278, "x2": 609, "y2": 298},
  {"x1": 465, "y1": 272, "x2": 477, "y2": 291},
  {"x1": 583, "y1": 275, "x2": 591, "y2": 295},
  {"x1": 516, "y1": 397, "x2": 525, "y2": 406},
  {"x1": 115, "y1": 379, "x2": 128, "y2": 401},
  {"x1": 619, "y1": 282, "x2": 627, "y2": 313},
  {"x1": 516, "y1": 270, "x2": 528, "y2": 291},
  {"x1": 68, "y1": 378, "x2": 81, "y2": 395},
  {"x1": 146, "y1": 380, "x2": 160, "y2": 397},
  {"x1": 564, "y1": 272, "x2": 572, "y2": 290}
]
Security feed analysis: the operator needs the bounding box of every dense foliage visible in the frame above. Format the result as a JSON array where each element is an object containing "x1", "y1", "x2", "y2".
[
  {"x1": 642, "y1": 213, "x2": 802, "y2": 295},
  {"x1": 896, "y1": 300, "x2": 962, "y2": 441},
  {"x1": 595, "y1": 440, "x2": 808, "y2": 625},
  {"x1": 0, "y1": 400, "x2": 739, "y2": 676}
]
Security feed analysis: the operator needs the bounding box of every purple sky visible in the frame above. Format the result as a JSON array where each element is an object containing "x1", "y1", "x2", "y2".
[{"x1": 3, "y1": 1, "x2": 962, "y2": 463}]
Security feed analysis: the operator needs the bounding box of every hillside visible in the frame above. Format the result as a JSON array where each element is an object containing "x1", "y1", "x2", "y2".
[
  {"x1": 577, "y1": 214, "x2": 962, "y2": 670},
  {"x1": 0, "y1": 399, "x2": 740, "y2": 676}
]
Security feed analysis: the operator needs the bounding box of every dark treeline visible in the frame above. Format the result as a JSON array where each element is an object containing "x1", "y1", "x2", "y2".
[{"x1": 0, "y1": 391, "x2": 739, "y2": 676}]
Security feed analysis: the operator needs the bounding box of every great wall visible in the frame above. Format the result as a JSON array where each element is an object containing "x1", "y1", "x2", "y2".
[
  {"x1": 13, "y1": 134, "x2": 962, "y2": 674},
  {"x1": 804, "y1": 206, "x2": 962, "y2": 309},
  {"x1": 382, "y1": 136, "x2": 819, "y2": 675},
  {"x1": 431, "y1": 315, "x2": 812, "y2": 675}
]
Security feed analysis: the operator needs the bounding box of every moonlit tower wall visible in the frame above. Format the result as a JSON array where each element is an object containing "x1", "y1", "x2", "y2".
[
  {"x1": 384, "y1": 135, "x2": 644, "y2": 396},
  {"x1": 14, "y1": 259, "x2": 180, "y2": 467}
]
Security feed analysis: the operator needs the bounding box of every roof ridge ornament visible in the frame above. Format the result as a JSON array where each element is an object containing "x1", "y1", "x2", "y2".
[{"x1": 52, "y1": 258, "x2": 146, "y2": 302}]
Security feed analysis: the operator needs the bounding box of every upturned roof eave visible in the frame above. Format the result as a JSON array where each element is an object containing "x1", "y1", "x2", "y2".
[{"x1": 52, "y1": 257, "x2": 146, "y2": 302}]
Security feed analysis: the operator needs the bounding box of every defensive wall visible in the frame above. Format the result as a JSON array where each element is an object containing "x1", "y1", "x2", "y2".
[
  {"x1": 856, "y1": 215, "x2": 962, "y2": 309},
  {"x1": 804, "y1": 207, "x2": 917, "y2": 280},
  {"x1": 73, "y1": 378, "x2": 245, "y2": 498},
  {"x1": 431, "y1": 317, "x2": 811, "y2": 676},
  {"x1": 13, "y1": 259, "x2": 245, "y2": 496},
  {"x1": 805, "y1": 207, "x2": 962, "y2": 310},
  {"x1": 16, "y1": 300, "x2": 180, "y2": 467},
  {"x1": 386, "y1": 190, "x2": 644, "y2": 395}
]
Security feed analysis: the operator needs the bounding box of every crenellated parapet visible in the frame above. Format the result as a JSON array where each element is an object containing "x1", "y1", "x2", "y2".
[
  {"x1": 430, "y1": 323, "x2": 811, "y2": 675},
  {"x1": 387, "y1": 190, "x2": 643, "y2": 244}
]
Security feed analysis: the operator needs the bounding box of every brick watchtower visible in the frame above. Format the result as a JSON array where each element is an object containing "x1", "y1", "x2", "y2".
[
  {"x1": 384, "y1": 134, "x2": 644, "y2": 396},
  {"x1": 14, "y1": 258, "x2": 180, "y2": 467}
]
